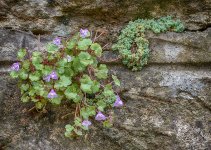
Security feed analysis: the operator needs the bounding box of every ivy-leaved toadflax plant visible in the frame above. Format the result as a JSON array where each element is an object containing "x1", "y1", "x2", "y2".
[{"x1": 10, "y1": 29, "x2": 123, "y2": 139}]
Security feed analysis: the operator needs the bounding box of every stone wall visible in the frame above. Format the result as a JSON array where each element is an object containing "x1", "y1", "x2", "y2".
[{"x1": 0, "y1": 0, "x2": 211, "y2": 149}]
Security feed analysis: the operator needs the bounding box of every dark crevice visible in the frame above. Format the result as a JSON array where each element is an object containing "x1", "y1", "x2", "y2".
[
  {"x1": 0, "y1": 136, "x2": 12, "y2": 150},
  {"x1": 0, "y1": 61, "x2": 15, "y2": 66},
  {"x1": 0, "y1": 15, "x2": 7, "y2": 21},
  {"x1": 31, "y1": 29, "x2": 51, "y2": 35},
  {"x1": 55, "y1": 16, "x2": 70, "y2": 26},
  {"x1": 195, "y1": 97, "x2": 211, "y2": 113},
  {"x1": 1, "y1": 27, "x2": 36, "y2": 37},
  {"x1": 147, "y1": 62, "x2": 211, "y2": 68},
  {"x1": 2, "y1": 26, "x2": 13, "y2": 30},
  {"x1": 46, "y1": 0, "x2": 56, "y2": 7},
  {"x1": 0, "y1": 61, "x2": 17, "y2": 73},
  {"x1": 1, "y1": 59, "x2": 211, "y2": 72},
  {"x1": 184, "y1": 24, "x2": 211, "y2": 32},
  {"x1": 100, "y1": 55, "x2": 211, "y2": 67}
]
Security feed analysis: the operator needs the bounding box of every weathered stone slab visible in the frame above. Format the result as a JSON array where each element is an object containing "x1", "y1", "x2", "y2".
[
  {"x1": 102, "y1": 29, "x2": 211, "y2": 65},
  {"x1": 0, "y1": 75, "x2": 120, "y2": 150},
  {"x1": 1, "y1": 26, "x2": 210, "y2": 149},
  {"x1": 0, "y1": 29, "x2": 51, "y2": 62},
  {"x1": 1, "y1": 28, "x2": 211, "y2": 66},
  {"x1": 101, "y1": 65, "x2": 211, "y2": 149},
  {"x1": 104, "y1": 94, "x2": 211, "y2": 150},
  {"x1": 148, "y1": 29, "x2": 211, "y2": 64},
  {"x1": 111, "y1": 65, "x2": 211, "y2": 105},
  {"x1": 0, "y1": 0, "x2": 210, "y2": 32},
  {"x1": 1, "y1": 63, "x2": 211, "y2": 149},
  {"x1": 0, "y1": 28, "x2": 63, "y2": 63}
]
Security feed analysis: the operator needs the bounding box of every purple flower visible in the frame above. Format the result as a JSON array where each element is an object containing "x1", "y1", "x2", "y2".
[
  {"x1": 53, "y1": 37, "x2": 61, "y2": 46},
  {"x1": 50, "y1": 71, "x2": 58, "y2": 80},
  {"x1": 43, "y1": 75, "x2": 51, "y2": 82},
  {"x1": 66, "y1": 55, "x2": 72, "y2": 62},
  {"x1": 113, "y1": 95, "x2": 123, "y2": 107},
  {"x1": 80, "y1": 29, "x2": 89, "y2": 38},
  {"x1": 43, "y1": 71, "x2": 58, "y2": 82},
  {"x1": 47, "y1": 89, "x2": 58, "y2": 99},
  {"x1": 11, "y1": 62, "x2": 20, "y2": 71},
  {"x1": 82, "y1": 120, "x2": 92, "y2": 128},
  {"x1": 95, "y1": 112, "x2": 106, "y2": 121}
]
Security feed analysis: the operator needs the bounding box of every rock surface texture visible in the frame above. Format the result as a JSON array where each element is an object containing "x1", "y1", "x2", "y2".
[{"x1": 0, "y1": 0, "x2": 211, "y2": 150}]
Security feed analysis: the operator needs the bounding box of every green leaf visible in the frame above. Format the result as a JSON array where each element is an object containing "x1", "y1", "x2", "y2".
[
  {"x1": 97, "y1": 100, "x2": 107, "y2": 111},
  {"x1": 47, "y1": 55, "x2": 55, "y2": 61},
  {"x1": 74, "y1": 117, "x2": 82, "y2": 127},
  {"x1": 33, "y1": 64, "x2": 44, "y2": 70},
  {"x1": 64, "y1": 87, "x2": 78, "y2": 98},
  {"x1": 17, "y1": 48, "x2": 26, "y2": 60},
  {"x1": 47, "y1": 43, "x2": 59, "y2": 53},
  {"x1": 56, "y1": 59, "x2": 68, "y2": 67},
  {"x1": 39, "y1": 90, "x2": 48, "y2": 97},
  {"x1": 19, "y1": 70, "x2": 28, "y2": 80},
  {"x1": 42, "y1": 66, "x2": 52, "y2": 76},
  {"x1": 57, "y1": 66, "x2": 65, "y2": 74},
  {"x1": 32, "y1": 52, "x2": 42, "y2": 57},
  {"x1": 80, "y1": 83, "x2": 92, "y2": 93},
  {"x1": 65, "y1": 124, "x2": 75, "y2": 137},
  {"x1": 74, "y1": 129, "x2": 82, "y2": 136},
  {"x1": 22, "y1": 60, "x2": 30, "y2": 70},
  {"x1": 80, "y1": 108, "x2": 89, "y2": 119},
  {"x1": 65, "y1": 124, "x2": 74, "y2": 132},
  {"x1": 81, "y1": 125, "x2": 89, "y2": 131},
  {"x1": 78, "y1": 52, "x2": 93, "y2": 66},
  {"x1": 112, "y1": 75, "x2": 120, "y2": 86},
  {"x1": 95, "y1": 64, "x2": 108, "y2": 79},
  {"x1": 64, "y1": 132, "x2": 72, "y2": 138},
  {"x1": 103, "y1": 120, "x2": 113, "y2": 128},
  {"x1": 29, "y1": 72, "x2": 41, "y2": 81},
  {"x1": 80, "y1": 75, "x2": 93, "y2": 94},
  {"x1": 55, "y1": 76, "x2": 71, "y2": 89},
  {"x1": 10, "y1": 71, "x2": 19, "y2": 78},
  {"x1": 73, "y1": 57, "x2": 86, "y2": 73},
  {"x1": 50, "y1": 95, "x2": 63, "y2": 105},
  {"x1": 67, "y1": 40, "x2": 77, "y2": 50},
  {"x1": 29, "y1": 88, "x2": 36, "y2": 96},
  {"x1": 77, "y1": 39, "x2": 92, "y2": 50},
  {"x1": 67, "y1": 34, "x2": 78, "y2": 50},
  {"x1": 90, "y1": 43, "x2": 102, "y2": 57},
  {"x1": 91, "y1": 80, "x2": 100, "y2": 93},
  {"x1": 65, "y1": 84, "x2": 82, "y2": 103},
  {"x1": 21, "y1": 84, "x2": 29, "y2": 92},
  {"x1": 86, "y1": 106, "x2": 96, "y2": 116},
  {"x1": 31, "y1": 81, "x2": 45, "y2": 96},
  {"x1": 32, "y1": 52, "x2": 43, "y2": 65},
  {"x1": 21, "y1": 94, "x2": 30, "y2": 103},
  {"x1": 56, "y1": 59, "x2": 68, "y2": 74},
  {"x1": 31, "y1": 97, "x2": 39, "y2": 102},
  {"x1": 80, "y1": 106, "x2": 96, "y2": 119},
  {"x1": 64, "y1": 66, "x2": 74, "y2": 77},
  {"x1": 103, "y1": 84, "x2": 115, "y2": 97},
  {"x1": 35, "y1": 102, "x2": 44, "y2": 109}
]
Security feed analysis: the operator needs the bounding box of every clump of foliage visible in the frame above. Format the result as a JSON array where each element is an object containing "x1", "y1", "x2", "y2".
[
  {"x1": 112, "y1": 16, "x2": 185, "y2": 71},
  {"x1": 10, "y1": 29, "x2": 123, "y2": 138}
]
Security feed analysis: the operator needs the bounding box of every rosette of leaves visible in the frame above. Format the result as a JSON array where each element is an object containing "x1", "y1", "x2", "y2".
[
  {"x1": 112, "y1": 16, "x2": 185, "y2": 71},
  {"x1": 10, "y1": 30, "x2": 122, "y2": 138}
]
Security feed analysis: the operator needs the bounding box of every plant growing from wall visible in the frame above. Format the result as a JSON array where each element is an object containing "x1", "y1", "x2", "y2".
[
  {"x1": 9, "y1": 16, "x2": 184, "y2": 139},
  {"x1": 112, "y1": 16, "x2": 185, "y2": 71},
  {"x1": 10, "y1": 29, "x2": 123, "y2": 138}
]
